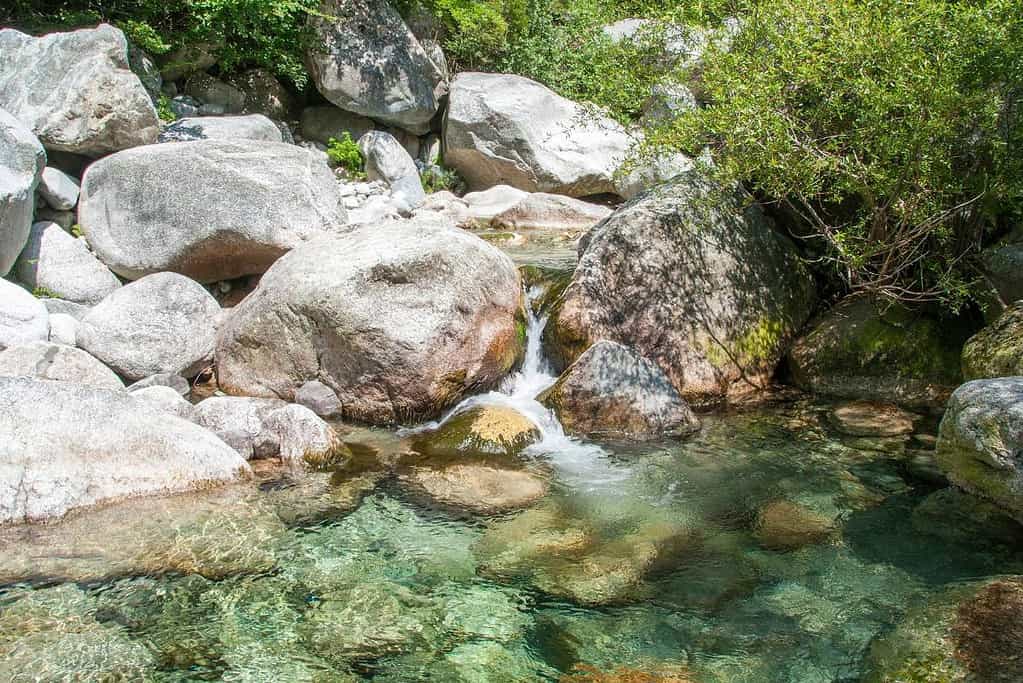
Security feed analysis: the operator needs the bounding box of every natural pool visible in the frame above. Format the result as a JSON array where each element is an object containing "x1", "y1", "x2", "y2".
[{"x1": 2, "y1": 296, "x2": 1022, "y2": 682}]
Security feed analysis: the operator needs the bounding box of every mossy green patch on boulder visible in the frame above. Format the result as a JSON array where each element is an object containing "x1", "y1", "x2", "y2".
[
  {"x1": 788, "y1": 295, "x2": 971, "y2": 410},
  {"x1": 962, "y1": 301, "x2": 1023, "y2": 380},
  {"x1": 412, "y1": 405, "x2": 542, "y2": 458}
]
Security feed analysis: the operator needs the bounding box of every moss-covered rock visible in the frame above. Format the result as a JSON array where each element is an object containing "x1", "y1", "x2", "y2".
[
  {"x1": 788, "y1": 295, "x2": 970, "y2": 410},
  {"x1": 546, "y1": 171, "x2": 816, "y2": 404},
  {"x1": 962, "y1": 301, "x2": 1023, "y2": 380},
  {"x1": 936, "y1": 378, "x2": 1023, "y2": 523},
  {"x1": 864, "y1": 576, "x2": 1023, "y2": 683},
  {"x1": 412, "y1": 405, "x2": 542, "y2": 457}
]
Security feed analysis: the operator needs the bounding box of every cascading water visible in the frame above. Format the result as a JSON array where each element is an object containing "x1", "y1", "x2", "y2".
[{"x1": 410, "y1": 285, "x2": 630, "y2": 490}]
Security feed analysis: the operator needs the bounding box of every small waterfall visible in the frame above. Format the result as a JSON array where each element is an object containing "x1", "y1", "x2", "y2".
[{"x1": 410, "y1": 285, "x2": 630, "y2": 490}]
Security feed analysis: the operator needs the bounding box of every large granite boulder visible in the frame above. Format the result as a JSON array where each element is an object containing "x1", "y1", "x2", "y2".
[
  {"x1": 77, "y1": 272, "x2": 220, "y2": 381},
  {"x1": 788, "y1": 295, "x2": 969, "y2": 409},
  {"x1": 0, "y1": 109, "x2": 45, "y2": 276},
  {"x1": 306, "y1": 0, "x2": 447, "y2": 134},
  {"x1": 547, "y1": 171, "x2": 815, "y2": 404},
  {"x1": 227, "y1": 69, "x2": 297, "y2": 119},
  {"x1": 358, "y1": 130, "x2": 425, "y2": 212},
  {"x1": 540, "y1": 340, "x2": 700, "y2": 440},
  {"x1": 0, "y1": 376, "x2": 249, "y2": 524},
  {"x1": 78, "y1": 140, "x2": 346, "y2": 282},
  {"x1": 0, "y1": 25, "x2": 160, "y2": 155},
  {"x1": 0, "y1": 341, "x2": 123, "y2": 390},
  {"x1": 14, "y1": 221, "x2": 121, "y2": 305},
  {"x1": 299, "y1": 105, "x2": 375, "y2": 145},
  {"x1": 216, "y1": 220, "x2": 525, "y2": 424},
  {"x1": 444, "y1": 73, "x2": 632, "y2": 197},
  {"x1": 936, "y1": 378, "x2": 1023, "y2": 523},
  {"x1": 157, "y1": 114, "x2": 284, "y2": 143},
  {"x1": 0, "y1": 279, "x2": 48, "y2": 351},
  {"x1": 962, "y1": 302, "x2": 1023, "y2": 380}
]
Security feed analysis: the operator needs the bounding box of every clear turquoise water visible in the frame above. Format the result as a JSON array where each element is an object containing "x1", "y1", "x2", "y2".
[{"x1": 3, "y1": 402, "x2": 1023, "y2": 682}]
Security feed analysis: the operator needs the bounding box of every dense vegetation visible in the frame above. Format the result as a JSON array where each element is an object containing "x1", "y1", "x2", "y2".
[{"x1": 3, "y1": 0, "x2": 1020, "y2": 311}]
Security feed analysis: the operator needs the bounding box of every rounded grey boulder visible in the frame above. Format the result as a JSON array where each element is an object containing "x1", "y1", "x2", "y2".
[
  {"x1": 0, "y1": 341, "x2": 123, "y2": 390},
  {"x1": 77, "y1": 272, "x2": 221, "y2": 381},
  {"x1": 157, "y1": 114, "x2": 284, "y2": 143},
  {"x1": 0, "y1": 109, "x2": 45, "y2": 276},
  {"x1": 216, "y1": 220, "x2": 525, "y2": 424},
  {"x1": 0, "y1": 25, "x2": 160, "y2": 156},
  {"x1": 0, "y1": 279, "x2": 48, "y2": 351},
  {"x1": 15, "y1": 221, "x2": 122, "y2": 305},
  {"x1": 0, "y1": 376, "x2": 249, "y2": 524},
  {"x1": 78, "y1": 140, "x2": 347, "y2": 282}
]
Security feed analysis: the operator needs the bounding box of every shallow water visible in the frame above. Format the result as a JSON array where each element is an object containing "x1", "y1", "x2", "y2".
[{"x1": 3, "y1": 295, "x2": 1023, "y2": 681}]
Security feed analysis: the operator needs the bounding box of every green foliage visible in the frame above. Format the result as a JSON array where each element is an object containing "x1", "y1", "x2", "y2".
[
  {"x1": 4, "y1": 0, "x2": 318, "y2": 88},
  {"x1": 419, "y1": 165, "x2": 461, "y2": 194},
  {"x1": 70, "y1": 224, "x2": 85, "y2": 239},
  {"x1": 155, "y1": 94, "x2": 177, "y2": 123},
  {"x1": 648, "y1": 0, "x2": 1023, "y2": 309},
  {"x1": 31, "y1": 286, "x2": 58, "y2": 299},
  {"x1": 326, "y1": 133, "x2": 365, "y2": 178}
]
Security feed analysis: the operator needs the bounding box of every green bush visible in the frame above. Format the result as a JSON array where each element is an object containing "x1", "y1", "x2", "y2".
[
  {"x1": 647, "y1": 0, "x2": 1023, "y2": 310},
  {"x1": 420, "y1": 165, "x2": 462, "y2": 194},
  {"x1": 326, "y1": 133, "x2": 365, "y2": 178},
  {"x1": 3, "y1": 0, "x2": 319, "y2": 88},
  {"x1": 155, "y1": 94, "x2": 177, "y2": 122}
]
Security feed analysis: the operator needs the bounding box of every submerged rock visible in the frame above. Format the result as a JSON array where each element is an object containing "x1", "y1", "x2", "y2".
[
  {"x1": 78, "y1": 140, "x2": 346, "y2": 282},
  {"x1": 540, "y1": 340, "x2": 700, "y2": 440},
  {"x1": 77, "y1": 272, "x2": 220, "y2": 381},
  {"x1": 962, "y1": 301, "x2": 1023, "y2": 380},
  {"x1": 548, "y1": 171, "x2": 814, "y2": 404},
  {"x1": 0, "y1": 108, "x2": 45, "y2": 276},
  {"x1": 911, "y1": 487, "x2": 1023, "y2": 546},
  {"x1": 0, "y1": 376, "x2": 249, "y2": 524},
  {"x1": 753, "y1": 500, "x2": 835, "y2": 551},
  {"x1": 216, "y1": 221, "x2": 525, "y2": 424},
  {"x1": 401, "y1": 462, "x2": 549, "y2": 514},
  {"x1": 788, "y1": 295, "x2": 968, "y2": 410},
  {"x1": 827, "y1": 401, "x2": 918, "y2": 437},
  {"x1": 444, "y1": 72, "x2": 632, "y2": 196},
  {"x1": 0, "y1": 341, "x2": 123, "y2": 390},
  {"x1": 936, "y1": 378, "x2": 1023, "y2": 523},
  {"x1": 0, "y1": 25, "x2": 160, "y2": 155},
  {"x1": 307, "y1": 0, "x2": 446, "y2": 134},
  {"x1": 413, "y1": 405, "x2": 542, "y2": 457}
]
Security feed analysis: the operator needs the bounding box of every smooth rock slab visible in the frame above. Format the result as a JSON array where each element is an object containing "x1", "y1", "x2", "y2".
[
  {"x1": 540, "y1": 340, "x2": 700, "y2": 440},
  {"x1": 0, "y1": 341, "x2": 123, "y2": 390},
  {"x1": 828, "y1": 401, "x2": 918, "y2": 437},
  {"x1": 444, "y1": 72, "x2": 632, "y2": 196},
  {"x1": 0, "y1": 25, "x2": 160, "y2": 155},
  {"x1": 491, "y1": 193, "x2": 613, "y2": 232},
  {"x1": 131, "y1": 385, "x2": 199, "y2": 421},
  {"x1": 78, "y1": 140, "x2": 347, "y2": 282},
  {"x1": 14, "y1": 221, "x2": 122, "y2": 305},
  {"x1": 0, "y1": 376, "x2": 249, "y2": 524},
  {"x1": 936, "y1": 378, "x2": 1023, "y2": 523},
  {"x1": 0, "y1": 108, "x2": 45, "y2": 276},
  {"x1": 77, "y1": 272, "x2": 220, "y2": 381},
  {"x1": 216, "y1": 220, "x2": 524, "y2": 424},
  {"x1": 158, "y1": 114, "x2": 284, "y2": 143},
  {"x1": 0, "y1": 279, "x2": 48, "y2": 350}
]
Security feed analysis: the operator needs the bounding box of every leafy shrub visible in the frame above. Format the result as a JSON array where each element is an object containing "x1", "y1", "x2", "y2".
[
  {"x1": 326, "y1": 133, "x2": 365, "y2": 178},
  {"x1": 420, "y1": 165, "x2": 462, "y2": 194},
  {"x1": 155, "y1": 94, "x2": 177, "y2": 122},
  {"x1": 648, "y1": 0, "x2": 1023, "y2": 309}
]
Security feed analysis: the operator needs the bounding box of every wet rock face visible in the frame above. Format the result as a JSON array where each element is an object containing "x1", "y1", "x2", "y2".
[
  {"x1": 0, "y1": 24, "x2": 160, "y2": 156},
  {"x1": 306, "y1": 0, "x2": 446, "y2": 134},
  {"x1": 962, "y1": 301, "x2": 1023, "y2": 380},
  {"x1": 215, "y1": 221, "x2": 525, "y2": 424},
  {"x1": 548, "y1": 171, "x2": 815, "y2": 404},
  {"x1": 541, "y1": 340, "x2": 700, "y2": 440},
  {"x1": 413, "y1": 405, "x2": 542, "y2": 457},
  {"x1": 788, "y1": 295, "x2": 968, "y2": 410},
  {"x1": 0, "y1": 376, "x2": 250, "y2": 524},
  {"x1": 936, "y1": 377, "x2": 1023, "y2": 523},
  {"x1": 444, "y1": 72, "x2": 632, "y2": 197},
  {"x1": 78, "y1": 140, "x2": 346, "y2": 283}
]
